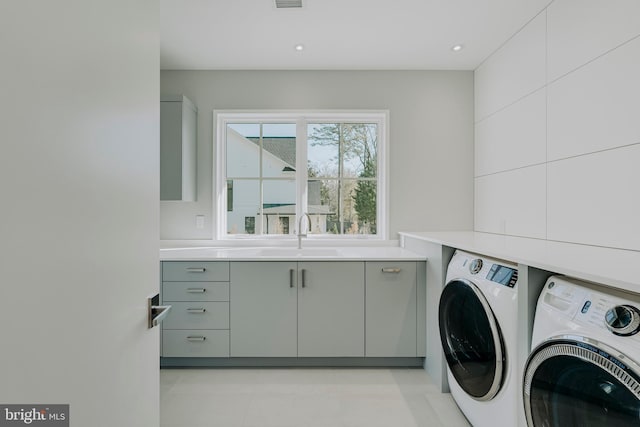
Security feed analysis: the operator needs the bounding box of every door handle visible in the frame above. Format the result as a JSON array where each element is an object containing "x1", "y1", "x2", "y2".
[
  {"x1": 187, "y1": 308, "x2": 206, "y2": 313},
  {"x1": 186, "y1": 336, "x2": 206, "y2": 342},
  {"x1": 186, "y1": 267, "x2": 206, "y2": 273},
  {"x1": 289, "y1": 269, "x2": 295, "y2": 288},
  {"x1": 301, "y1": 269, "x2": 306, "y2": 288},
  {"x1": 186, "y1": 288, "x2": 206, "y2": 293},
  {"x1": 147, "y1": 293, "x2": 172, "y2": 329},
  {"x1": 381, "y1": 268, "x2": 401, "y2": 273}
]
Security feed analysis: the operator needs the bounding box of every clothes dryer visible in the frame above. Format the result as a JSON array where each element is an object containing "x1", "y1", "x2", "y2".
[
  {"x1": 439, "y1": 250, "x2": 519, "y2": 427},
  {"x1": 524, "y1": 276, "x2": 640, "y2": 426}
]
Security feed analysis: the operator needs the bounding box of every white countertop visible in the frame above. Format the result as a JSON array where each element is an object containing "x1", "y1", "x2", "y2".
[
  {"x1": 399, "y1": 231, "x2": 640, "y2": 295},
  {"x1": 160, "y1": 246, "x2": 426, "y2": 261}
]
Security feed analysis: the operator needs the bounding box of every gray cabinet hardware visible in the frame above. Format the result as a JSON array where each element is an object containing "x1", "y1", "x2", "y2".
[
  {"x1": 186, "y1": 336, "x2": 206, "y2": 342},
  {"x1": 186, "y1": 288, "x2": 206, "y2": 293},
  {"x1": 301, "y1": 269, "x2": 307, "y2": 288},
  {"x1": 187, "y1": 308, "x2": 206, "y2": 313},
  {"x1": 381, "y1": 268, "x2": 402, "y2": 273},
  {"x1": 186, "y1": 267, "x2": 206, "y2": 273},
  {"x1": 289, "y1": 269, "x2": 295, "y2": 288}
]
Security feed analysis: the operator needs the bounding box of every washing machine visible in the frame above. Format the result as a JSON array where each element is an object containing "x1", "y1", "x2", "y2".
[
  {"x1": 439, "y1": 250, "x2": 519, "y2": 427},
  {"x1": 524, "y1": 276, "x2": 640, "y2": 426}
]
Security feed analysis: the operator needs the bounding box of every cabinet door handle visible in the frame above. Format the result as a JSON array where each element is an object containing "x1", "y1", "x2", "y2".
[
  {"x1": 381, "y1": 268, "x2": 401, "y2": 273},
  {"x1": 186, "y1": 288, "x2": 206, "y2": 293},
  {"x1": 187, "y1": 308, "x2": 206, "y2": 313},
  {"x1": 289, "y1": 269, "x2": 295, "y2": 288},
  {"x1": 186, "y1": 336, "x2": 206, "y2": 342},
  {"x1": 186, "y1": 267, "x2": 206, "y2": 273},
  {"x1": 301, "y1": 269, "x2": 306, "y2": 288}
]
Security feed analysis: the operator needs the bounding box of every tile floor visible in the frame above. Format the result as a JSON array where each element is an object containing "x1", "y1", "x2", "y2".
[{"x1": 160, "y1": 368, "x2": 470, "y2": 427}]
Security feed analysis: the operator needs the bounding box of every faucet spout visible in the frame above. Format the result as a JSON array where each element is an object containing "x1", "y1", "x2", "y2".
[{"x1": 297, "y1": 213, "x2": 312, "y2": 249}]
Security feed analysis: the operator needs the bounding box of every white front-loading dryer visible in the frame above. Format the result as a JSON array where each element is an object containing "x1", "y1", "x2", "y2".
[
  {"x1": 524, "y1": 276, "x2": 640, "y2": 426},
  {"x1": 439, "y1": 250, "x2": 519, "y2": 427}
]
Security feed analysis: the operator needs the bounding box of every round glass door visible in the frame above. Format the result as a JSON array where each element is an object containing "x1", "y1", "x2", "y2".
[
  {"x1": 524, "y1": 338, "x2": 640, "y2": 426},
  {"x1": 438, "y1": 279, "x2": 505, "y2": 401}
]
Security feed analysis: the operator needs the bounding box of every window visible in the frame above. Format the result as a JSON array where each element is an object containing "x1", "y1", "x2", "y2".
[{"x1": 216, "y1": 112, "x2": 387, "y2": 240}]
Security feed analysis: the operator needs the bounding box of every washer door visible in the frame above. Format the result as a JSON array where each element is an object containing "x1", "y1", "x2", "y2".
[
  {"x1": 439, "y1": 279, "x2": 505, "y2": 401},
  {"x1": 524, "y1": 338, "x2": 640, "y2": 427}
]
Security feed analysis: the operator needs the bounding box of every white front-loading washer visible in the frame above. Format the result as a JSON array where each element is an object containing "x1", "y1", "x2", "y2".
[
  {"x1": 439, "y1": 250, "x2": 519, "y2": 427},
  {"x1": 524, "y1": 276, "x2": 640, "y2": 426}
]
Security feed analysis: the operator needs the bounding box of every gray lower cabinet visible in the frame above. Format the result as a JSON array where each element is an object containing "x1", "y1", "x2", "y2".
[
  {"x1": 162, "y1": 259, "x2": 425, "y2": 361},
  {"x1": 161, "y1": 261, "x2": 230, "y2": 357},
  {"x1": 365, "y1": 262, "x2": 417, "y2": 357},
  {"x1": 230, "y1": 261, "x2": 365, "y2": 357},
  {"x1": 297, "y1": 262, "x2": 364, "y2": 357},
  {"x1": 229, "y1": 262, "x2": 298, "y2": 357}
]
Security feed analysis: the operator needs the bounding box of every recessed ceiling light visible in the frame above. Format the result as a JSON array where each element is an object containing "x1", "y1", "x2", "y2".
[
  {"x1": 295, "y1": 44, "x2": 304, "y2": 51},
  {"x1": 451, "y1": 44, "x2": 464, "y2": 52}
]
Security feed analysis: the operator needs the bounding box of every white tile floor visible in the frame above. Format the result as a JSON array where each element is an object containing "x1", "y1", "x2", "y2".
[{"x1": 160, "y1": 368, "x2": 470, "y2": 427}]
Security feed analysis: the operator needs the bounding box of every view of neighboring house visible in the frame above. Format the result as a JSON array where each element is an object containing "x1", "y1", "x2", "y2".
[{"x1": 226, "y1": 127, "x2": 330, "y2": 235}]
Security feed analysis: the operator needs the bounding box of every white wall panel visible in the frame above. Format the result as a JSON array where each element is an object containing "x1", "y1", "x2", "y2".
[
  {"x1": 547, "y1": 0, "x2": 640, "y2": 81},
  {"x1": 475, "y1": 88, "x2": 546, "y2": 176},
  {"x1": 475, "y1": 165, "x2": 546, "y2": 239},
  {"x1": 548, "y1": 145, "x2": 640, "y2": 251},
  {"x1": 547, "y1": 36, "x2": 640, "y2": 161},
  {"x1": 475, "y1": 12, "x2": 546, "y2": 121}
]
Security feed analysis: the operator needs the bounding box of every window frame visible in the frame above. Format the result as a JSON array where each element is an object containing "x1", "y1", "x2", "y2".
[{"x1": 215, "y1": 110, "x2": 389, "y2": 241}]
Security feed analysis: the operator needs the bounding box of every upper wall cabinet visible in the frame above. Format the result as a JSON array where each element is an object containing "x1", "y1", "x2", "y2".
[{"x1": 161, "y1": 95, "x2": 197, "y2": 201}]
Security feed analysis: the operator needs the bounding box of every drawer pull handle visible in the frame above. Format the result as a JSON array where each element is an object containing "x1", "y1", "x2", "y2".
[
  {"x1": 289, "y1": 269, "x2": 295, "y2": 288},
  {"x1": 187, "y1": 336, "x2": 206, "y2": 342},
  {"x1": 301, "y1": 269, "x2": 306, "y2": 288},
  {"x1": 186, "y1": 288, "x2": 206, "y2": 293},
  {"x1": 187, "y1": 308, "x2": 206, "y2": 313},
  {"x1": 186, "y1": 267, "x2": 206, "y2": 273},
  {"x1": 382, "y1": 268, "x2": 401, "y2": 273}
]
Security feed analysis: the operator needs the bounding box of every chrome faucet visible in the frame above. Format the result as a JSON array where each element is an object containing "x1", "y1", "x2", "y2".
[{"x1": 297, "y1": 213, "x2": 312, "y2": 249}]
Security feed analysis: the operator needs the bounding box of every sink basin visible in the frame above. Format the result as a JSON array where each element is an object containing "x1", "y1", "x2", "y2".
[{"x1": 256, "y1": 248, "x2": 341, "y2": 258}]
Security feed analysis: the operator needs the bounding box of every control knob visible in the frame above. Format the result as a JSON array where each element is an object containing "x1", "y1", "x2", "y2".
[
  {"x1": 605, "y1": 305, "x2": 640, "y2": 336},
  {"x1": 469, "y1": 259, "x2": 483, "y2": 275}
]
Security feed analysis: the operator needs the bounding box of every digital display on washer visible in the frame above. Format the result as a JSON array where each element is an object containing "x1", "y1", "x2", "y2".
[{"x1": 487, "y1": 264, "x2": 517, "y2": 287}]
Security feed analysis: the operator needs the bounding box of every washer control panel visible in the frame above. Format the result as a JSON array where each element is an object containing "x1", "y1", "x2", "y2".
[
  {"x1": 452, "y1": 251, "x2": 518, "y2": 289},
  {"x1": 544, "y1": 277, "x2": 640, "y2": 337}
]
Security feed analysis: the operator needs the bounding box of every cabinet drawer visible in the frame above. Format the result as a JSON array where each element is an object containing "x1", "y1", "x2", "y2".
[
  {"x1": 162, "y1": 282, "x2": 229, "y2": 302},
  {"x1": 162, "y1": 302, "x2": 229, "y2": 330},
  {"x1": 162, "y1": 261, "x2": 229, "y2": 282},
  {"x1": 162, "y1": 330, "x2": 229, "y2": 358}
]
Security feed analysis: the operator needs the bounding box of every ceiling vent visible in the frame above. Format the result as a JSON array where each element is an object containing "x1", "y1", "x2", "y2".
[{"x1": 275, "y1": 0, "x2": 303, "y2": 8}]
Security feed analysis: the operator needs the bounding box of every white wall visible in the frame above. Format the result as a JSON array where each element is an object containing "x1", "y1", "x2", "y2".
[
  {"x1": 474, "y1": 0, "x2": 640, "y2": 251},
  {"x1": 0, "y1": 1, "x2": 160, "y2": 426},
  {"x1": 160, "y1": 71, "x2": 474, "y2": 240}
]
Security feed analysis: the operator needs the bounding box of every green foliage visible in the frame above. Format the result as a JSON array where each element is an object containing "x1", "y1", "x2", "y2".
[
  {"x1": 353, "y1": 157, "x2": 376, "y2": 227},
  {"x1": 308, "y1": 123, "x2": 378, "y2": 233}
]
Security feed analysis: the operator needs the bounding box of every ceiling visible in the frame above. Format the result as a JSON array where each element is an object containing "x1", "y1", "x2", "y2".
[{"x1": 160, "y1": 0, "x2": 552, "y2": 70}]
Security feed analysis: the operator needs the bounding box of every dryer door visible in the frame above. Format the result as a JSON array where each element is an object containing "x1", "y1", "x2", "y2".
[
  {"x1": 524, "y1": 338, "x2": 640, "y2": 427},
  {"x1": 439, "y1": 279, "x2": 505, "y2": 401}
]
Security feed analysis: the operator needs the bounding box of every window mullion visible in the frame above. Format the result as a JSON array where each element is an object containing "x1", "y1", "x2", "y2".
[
  {"x1": 338, "y1": 123, "x2": 344, "y2": 235},
  {"x1": 296, "y1": 118, "x2": 308, "y2": 231}
]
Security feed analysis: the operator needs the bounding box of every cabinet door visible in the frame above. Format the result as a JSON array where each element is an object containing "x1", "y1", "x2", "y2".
[
  {"x1": 298, "y1": 262, "x2": 365, "y2": 357},
  {"x1": 230, "y1": 262, "x2": 297, "y2": 357},
  {"x1": 365, "y1": 262, "x2": 417, "y2": 357}
]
